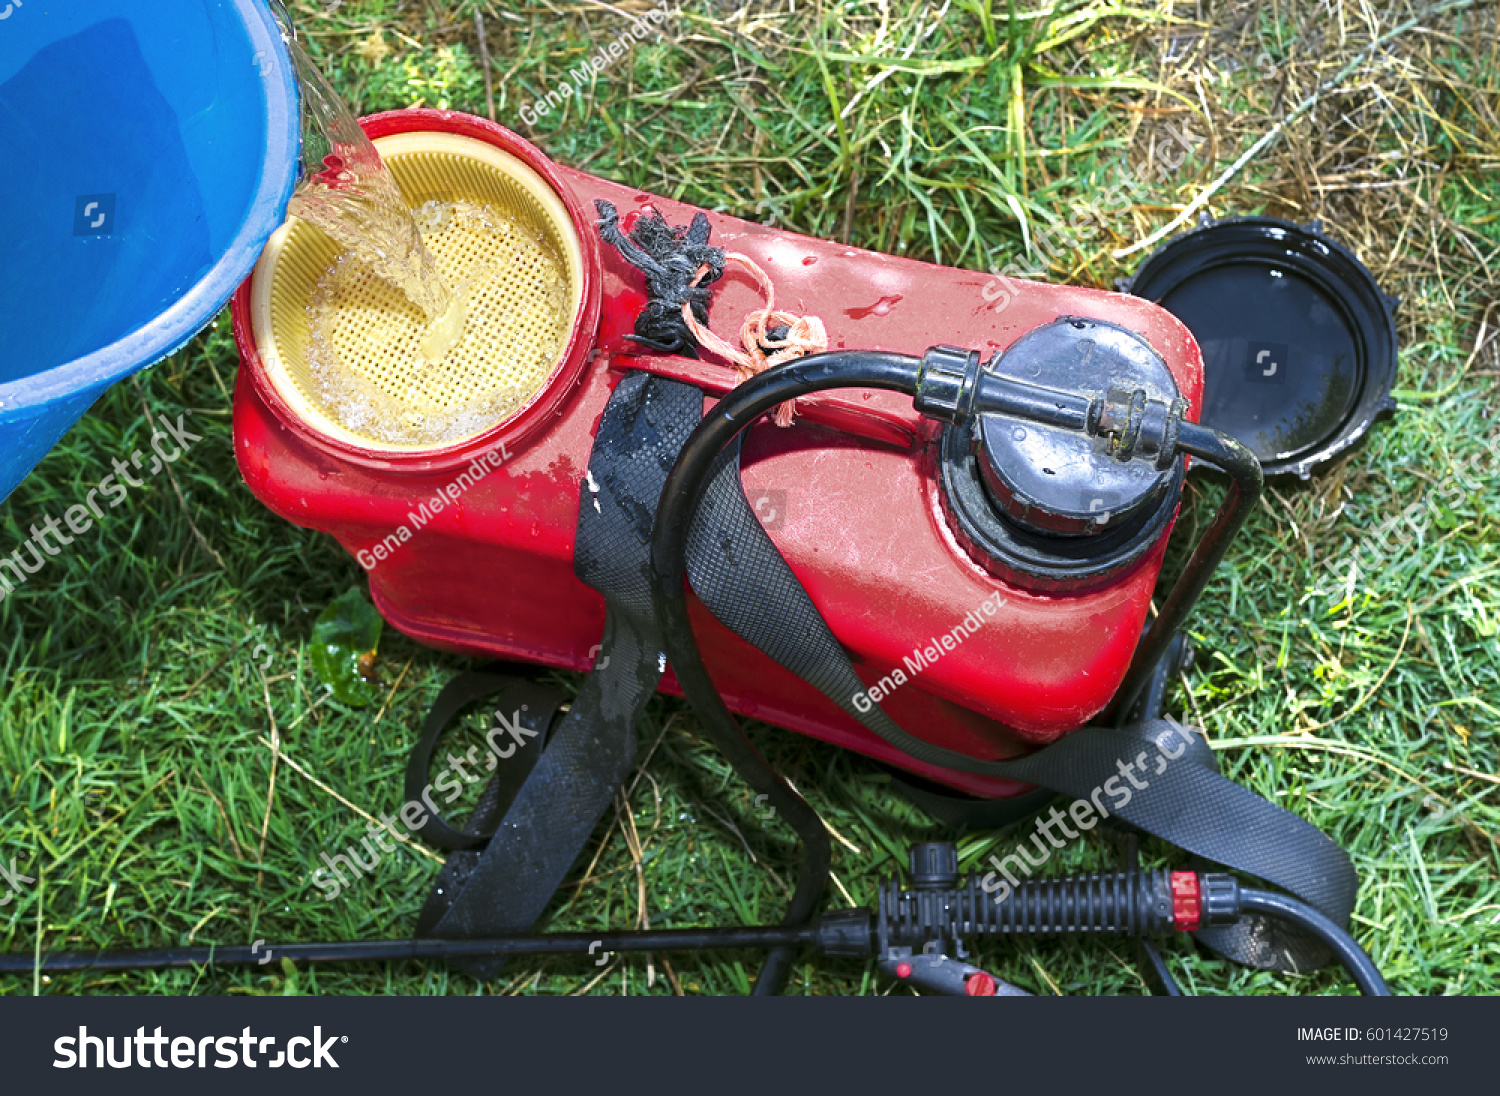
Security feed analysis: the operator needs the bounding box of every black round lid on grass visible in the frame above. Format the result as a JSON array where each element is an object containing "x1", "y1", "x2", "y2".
[{"x1": 1124, "y1": 216, "x2": 1399, "y2": 479}]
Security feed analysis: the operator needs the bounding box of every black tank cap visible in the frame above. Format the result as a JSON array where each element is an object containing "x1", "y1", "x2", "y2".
[
  {"x1": 1123, "y1": 216, "x2": 1399, "y2": 480},
  {"x1": 977, "y1": 317, "x2": 1180, "y2": 537}
]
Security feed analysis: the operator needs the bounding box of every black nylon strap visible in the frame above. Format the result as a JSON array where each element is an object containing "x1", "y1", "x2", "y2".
[
  {"x1": 684, "y1": 417, "x2": 1356, "y2": 973},
  {"x1": 412, "y1": 676, "x2": 567, "y2": 940},
  {"x1": 419, "y1": 373, "x2": 700, "y2": 978}
]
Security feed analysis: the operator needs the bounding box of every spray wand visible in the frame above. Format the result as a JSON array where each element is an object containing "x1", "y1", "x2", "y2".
[{"x1": 0, "y1": 840, "x2": 1387, "y2": 996}]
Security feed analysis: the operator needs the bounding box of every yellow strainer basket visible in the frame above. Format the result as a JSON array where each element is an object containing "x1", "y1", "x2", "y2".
[{"x1": 250, "y1": 131, "x2": 586, "y2": 453}]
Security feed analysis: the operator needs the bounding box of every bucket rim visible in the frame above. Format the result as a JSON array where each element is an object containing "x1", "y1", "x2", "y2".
[{"x1": 0, "y1": 0, "x2": 300, "y2": 417}]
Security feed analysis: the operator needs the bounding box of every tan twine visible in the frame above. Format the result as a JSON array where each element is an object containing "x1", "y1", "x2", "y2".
[{"x1": 681, "y1": 252, "x2": 828, "y2": 427}]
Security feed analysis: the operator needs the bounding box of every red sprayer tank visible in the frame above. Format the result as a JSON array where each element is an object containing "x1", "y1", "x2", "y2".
[{"x1": 231, "y1": 109, "x2": 1203, "y2": 798}]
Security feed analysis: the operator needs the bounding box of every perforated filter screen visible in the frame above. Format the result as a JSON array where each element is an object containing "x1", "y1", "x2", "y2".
[{"x1": 250, "y1": 132, "x2": 585, "y2": 452}]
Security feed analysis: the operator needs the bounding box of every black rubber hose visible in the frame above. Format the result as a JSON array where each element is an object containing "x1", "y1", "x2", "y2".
[
  {"x1": 0, "y1": 925, "x2": 822, "y2": 976},
  {"x1": 646, "y1": 351, "x2": 1274, "y2": 992},
  {"x1": 651, "y1": 352, "x2": 1262, "y2": 781},
  {"x1": 1105, "y1": 421, "x2": 1264, "y2": 721},
  {"x1": 1238, "y1": 887, "x2": 1391, "y2": 996},
  {"x1": 650, "y1": 352, "x2": 921, "y2": 994},
  {"x1": 651, "y1": 350, "x2": 1184, "y2": 780}
]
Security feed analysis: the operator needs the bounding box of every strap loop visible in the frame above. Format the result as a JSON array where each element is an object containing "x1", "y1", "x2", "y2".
[{"x1": 403, "y1": 671, "x2": 566, "y2": 852}]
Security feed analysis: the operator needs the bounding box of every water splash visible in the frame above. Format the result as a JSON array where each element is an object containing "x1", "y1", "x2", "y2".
[{"x1": 281, "y1": 34, "x2": 452, "y2": 320}]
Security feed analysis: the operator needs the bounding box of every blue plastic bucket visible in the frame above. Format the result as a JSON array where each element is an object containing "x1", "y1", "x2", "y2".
[{"x1": 0, "y1": 0, "x2": 299, "y2": 503}]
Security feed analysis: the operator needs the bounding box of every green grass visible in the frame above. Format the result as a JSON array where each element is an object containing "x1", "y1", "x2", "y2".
[{"x1": 1, "y1": 0, "x2": 1497, "y2": 995}]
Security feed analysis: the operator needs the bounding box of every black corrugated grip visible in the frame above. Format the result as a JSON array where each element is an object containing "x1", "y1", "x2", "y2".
[{"x1": 878, "y1": 870, "x2": 1241, "y2": 947}]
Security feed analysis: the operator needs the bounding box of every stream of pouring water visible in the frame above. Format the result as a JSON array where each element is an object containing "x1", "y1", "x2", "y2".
[{"x1": 283, "y1": 35, "x2": 465, "y2": 346}]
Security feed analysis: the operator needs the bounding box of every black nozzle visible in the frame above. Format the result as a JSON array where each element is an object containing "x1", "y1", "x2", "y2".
[{"x1": 908, "y1": 842, "x2": 960, "y2": 890}]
